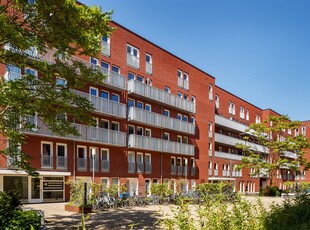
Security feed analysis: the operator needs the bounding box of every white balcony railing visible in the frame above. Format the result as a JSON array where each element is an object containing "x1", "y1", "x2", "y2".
[
  {"x1": 72, "y1": 90, "x2": 126, "y2": 118},
  {"x1": 215, "y1": 115, "x2": 247, "y2": 133},
  {"x1": 22, "y1": 120, "x2": 126, "y2": 147},
  {"x1": 215, "y1": 133, "x2": 266, "y2": 153},
  {"x1": 214, "y1": 151, "x2": 243, "y2": 161},
  {"x1": 127, "y1": 53, "x2": 139, "y2": 69},
  {"x1": 128, "y1": 134, "x2": 194, "y2": 156},
  {"x1": 127, "y1": 80, "x2": 196, "y2": 114},
  {"x1": 128, "y1": 107, "x2": 195, "y2": 135}
]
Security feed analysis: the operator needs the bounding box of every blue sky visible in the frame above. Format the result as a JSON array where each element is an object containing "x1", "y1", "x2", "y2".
[{"x1": 81, "y1": 0, "x2": 310, "y2": 121}]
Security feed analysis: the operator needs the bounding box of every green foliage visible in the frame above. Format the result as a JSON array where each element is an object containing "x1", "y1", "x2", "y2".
[
  {"x1": 160, "y1": 184, "x2": 267, "y2": 230},
  {"x1": 262, "y1": 186, "x2": 282, "y2": 197},
  {"x1": 0, "y1": 0, "x2": 114, "y2": 175},
  {"x1": 236, "y1": 115, "x2": 310, "y2": 186},
  {"x1": 283, "y1": 181, "x2": 310, "y2": 193},
  {"x1": 151, "y1": 183, "x2": 173, "y2": 203},
  {"x1": 265, "y1": 194, "x2": 310, "y2": 230},
  {"x1": 0, "y1": 191, "x2": 41, "y2": 230}
]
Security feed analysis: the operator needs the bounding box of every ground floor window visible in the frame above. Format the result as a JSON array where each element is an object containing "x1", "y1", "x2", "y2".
[
  {"x1": 42, "y1": 177, "x2": 64, "y2": 202},
  {"x1": 3, "y1": 176, "x2": 28, "y2": 201}
]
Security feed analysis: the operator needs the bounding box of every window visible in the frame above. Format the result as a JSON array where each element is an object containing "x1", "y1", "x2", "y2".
[
  {"x1": 191, "y1": 96, "x2": 196, "y2": 104},
  {"x1": 101, "y1": 178, "x2": 109, "y2": 190},
  {"x1": 25, "y1": 68, "x2": 38, "y2": 89},
  {"x1": 240, "y1": 107, "x2": 245, "y2": 119},
  {"x1": 183, "y1": 73, "x2": 189, "y2": 90},
  {"x1": 215, "y1": 95, "x2": 219, "y2": 108},
  {"x1": 137, "y1": 75, "x2": 144, "y2": 83},
  {"x1": 183, "y1": 115, "x2": 188, "y2": 122},
  {"x1": 178, "y1": 92, "x2": 183, "y2": 98},
  {"x1": 111, "y1": 122, "x2": 119, "y2": 131},
  {"x1": 145, "y1": 154, "x2": 151, "y2": 165},
  {"x1": 302, "y1": 127, "x2": 306, "y2": 136},
  {"x1": 191, "y1": 117, "x2": 195, "y2": 124},
  {"x1": 110, "y1": 94, "x2": 119, "y2": 102},
  {"x1": 56, "y1": 143, "x2": 67, "y2": 168},
  {"x1": 42, "y1": 142, "x2": 52, "y2": 167},
  {"x1": 56, "y1": 77, "x2": 67, "y2": 89},
  {"x1": 101, "y1": 149, "x2": 109, "y2": 161},
  {"x1": 5, "y1": 64, "x2": 21, "y2": 81},
  {"x1": 90, "y1": 57, "x2": 99, "y2": 67},
  {"x1": 146, "y1": 78, "x2": 152, "y2": 86},
  {"x1": 127, "y1": 44, "x2": 140, "y2": 68},
  {"x1": 128, "y1": 72, "x2": 135, "y2": 81},
  {"x1": 146, "y1": 53, "x2": 152, "y2": 74},
  {"x1": 246, "y1": 109, "x2": 249, "y2": 121},
  {"x1": 177, "y1": 70, "x2": 183, "y2": 88},
  {"x1": 209, "y1": 84, "x2": 213, "y2": 100},
  {"x1": 183, "y1": 136, "x2": 188, "y2": 144},
  {"x1": 77, "y1": 146, "x2": 86, "y2": 170},
  {"x1": 128, "y1": 99, "x2": 135, "y2": 108},
  {"x1": 128, "y1": 125, "x2": 135, "y2": 135},
  {"x1": 101, "y1": 36, "x2": 110, "y2": 56},
  {"x1": 128, "y1": 152, "x2": 135, "y2": 173},
  {"x1": 101, "y1": 90, "x2": 109, "y2": 100},
  {"x1": 184, "y1": 94, "x2": 188, "y2": 100},
  {"x1": 145, "y1": 104, "x2": 151, "y2": 111},
  {"x1": 163, "y1": 132, "x2": 170, "y2": 141},
  {"x1": 177, "y1": 114, "x2": 182, "y2": 120},
  {"x1": 137, "y1": 127, "x2": 143, "y2": 136},
  {"x1": 145, "y1": 129, "x2": 151, "y2": 137},
  {"x1": 100, "y1": 119, "x2": 109, "y2": 129},
  {"x1": 90, "y1": 87, "x2": 98, "y2": 97},
  {"x1": 136, "y1": 101, "x2": 143, "y2": 109},
  {"x1": 164, "y1": 109, "x2": 170, "y2": 117},
  {"x1": 101, "y1": 149, "x2": 109, "y2": 172},
  {"x1": 101, "y1": 61, "x2": 109, "y2": 70},
  {"x1": 164, "y1": 86, "x2": 171, "y2": 93},
  {"x1": 111, "y1": 65, "x2": 120, "y2": 74},
  {"x1": 177, "y1": 135, "x2": 182, "y2": 143},
  {"x1": 255, "y1": 114, "x2": 261, "y2": 124},
  {"x1": 228, "y1": 101, "x2": 235, "y2": 115}
]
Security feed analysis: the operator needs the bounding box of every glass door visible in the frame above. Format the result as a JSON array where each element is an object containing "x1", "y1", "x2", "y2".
[{"x1": 30, "y1": 177, "x2": 42, "y2": 203}]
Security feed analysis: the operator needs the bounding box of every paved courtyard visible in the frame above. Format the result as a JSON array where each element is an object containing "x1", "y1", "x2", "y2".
[{"x1": 23, "y1": 196, "x2": 286, "y2": 230}]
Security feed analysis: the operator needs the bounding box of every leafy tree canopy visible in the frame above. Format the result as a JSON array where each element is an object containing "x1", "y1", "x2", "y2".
[
  {"x1": 236, "y1": 115, "x2": 310, "y2": 186},
  {"x1": 0, "y1": 0, "x2": 114, "y2": 175}
]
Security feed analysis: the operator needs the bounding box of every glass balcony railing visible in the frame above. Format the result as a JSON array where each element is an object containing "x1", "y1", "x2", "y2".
[
  {"x1": 127, "y1": 53, "x2": 139, "y2": 69},
  {"x1": 127, "y1": 79, "x2": 196, "y2": 114},
  {"x1": 72, "y1": 90, "x2": 126, "y2": 118},
  {"x1": 56, "y1": 156, "x2": 67, "y2": 168},
  {"x1": 41, "y1": 155, "x2": 53, "y2": 168},
  {"x1": 22, "y1": 120, "x2": 126, "y2": 147},
  {"x1": 128, "y1": 134, "x2": 194, "y2": 156},
  {"x1": 128, "y1": 107, "x2": 195, "y2": 135},
  {"x1": 101, "y1": 160, "x2": 110, "y2": 172}
]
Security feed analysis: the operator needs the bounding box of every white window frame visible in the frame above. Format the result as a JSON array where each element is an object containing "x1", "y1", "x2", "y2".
[{"x1": 145, "y1": 128, "x2": 151, "y2": 137}]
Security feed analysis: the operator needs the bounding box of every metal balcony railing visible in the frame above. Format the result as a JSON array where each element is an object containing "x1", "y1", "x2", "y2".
[
  {"x1": 56, "y1": 156, "x2": 67, "y2": 168},
  {"x1": 128, "y1": 107, "x2": 195, "y2": 135},
  {"x1": 73, "y1": 90, "x2": 126, "y2": 118},
  {"x1": 214, "y1": 151, "x2": 243, "y2": 161},
  {"x1": 127, "y1": 79, "x2": 196, "y2": 114},
  {"x1": 128, "y1": 134, "x2": 194, "y2": 156},
  {"x1": 41, "y1": 155, "x2": 53, "y2": 167},
  {"x1": 215, "y1": 115, "x2": 247, "y2": 133},
  {"x1": 101, "y1": 160, "x2": 110, "y2": 172}
]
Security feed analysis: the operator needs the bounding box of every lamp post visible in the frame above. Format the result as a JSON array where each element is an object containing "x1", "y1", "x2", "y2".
[{"x1": 91, "y1": 148, "x2": 96, "y2": 183}]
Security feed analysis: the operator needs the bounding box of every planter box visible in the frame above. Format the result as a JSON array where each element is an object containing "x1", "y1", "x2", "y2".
[{"x1": 64, "y1": 204, "x2": 92, "y2": 213}]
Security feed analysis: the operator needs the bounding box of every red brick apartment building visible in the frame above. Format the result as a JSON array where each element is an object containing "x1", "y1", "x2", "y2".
[{"x1": 0, "y1": 21, "x2": 308, "y2": 203}]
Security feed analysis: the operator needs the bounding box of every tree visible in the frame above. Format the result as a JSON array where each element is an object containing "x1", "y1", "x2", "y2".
[
  {"x1": 0, "y1": 0, "x2": 114, "y2": 175},
  {"x1": 236, "y1": 115, "x2": 310, "y2": 187}
]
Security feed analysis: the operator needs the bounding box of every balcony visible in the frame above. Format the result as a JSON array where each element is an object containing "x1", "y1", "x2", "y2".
[
  {"x1": 56, "y1": 156, "x2": 67, "y2": 169},
  {"x1": 127, "y1": 80, "x2": 196, "y2": 114},
  {"x1": 215, "y1": 115, "x2": 247, "y2": 133},
  {"x1": 137, "y1": 163, "x2": 144, "y2": 173},
  {"x1": 171, "y1": 165, "x2": 176, "y2": 175},
  {"x1": 128, "y1": 163, "x2": 135, "y2": 173},
  {"x1": 101, "y1": 160, "x2": 110, "y2": 172},
  {"x1": 23, "y1": 120, "x2": 127, "y2": 147},
  {"x1": 41, "y1": 51, "x2": 126, "y2": 91},
  {"x1": 128, "y1": 107, "x2": 195, "y2": 135},
  {"x1": 101, "y1": 41, "x2": 110, "y2": 56},
  {"x1": 214, "y1": 151, "x2": 243, "y2": 161},
  {"x1": 215, "y1": 133, "x2": 266, "y2": 153},
  {"x1": 78, "y1": 158, "x2": 87, "y2": 171},
  {"x1": 127, "y1": 53, "x2": 139, "y2": 69},
  {"x1": 145, "y1": 163, "x2": 152, "y2": 174},
  {"x1": 128, "y1": 134, "x2": 194, "y2": 156},
  {"x1": 41, "y1": 155, "x2": 53, "y2": 168},
  {"x1": 73, "y1": 90, "x2": 126, "y2": 118}
]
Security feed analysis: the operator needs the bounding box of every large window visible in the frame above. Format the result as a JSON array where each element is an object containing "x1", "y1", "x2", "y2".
[
  {"x1": 4, "y1": 176, "x2": 28, "y2": 201},
  {"x1": 56, "y1": 143, "x2": 67, "y2": 168},
  {"x1": 127, "y1": 44, "x2": 139, "y2": 68},
  {"x1": 42, "y1": 142, "x2": 53, "y2": 167},
  {"x1": 146, "y1": 53, "x2": 152, "y2": 74},
  {"x1": 101, "y1": 36, "x2": 110, "y2": 56}
]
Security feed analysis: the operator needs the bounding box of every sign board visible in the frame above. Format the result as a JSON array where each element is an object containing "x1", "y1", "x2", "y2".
[{"x1": 43, "y1": 182, "x2": 63, "y2": 191}]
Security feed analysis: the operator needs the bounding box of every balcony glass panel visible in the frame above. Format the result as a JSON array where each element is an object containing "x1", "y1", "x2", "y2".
[
  {"x1": 41, "y1": 155, "x2": 53, "y2": 167},
  {"x1": 171, "y1": 165, "x2": 176, "y2": 175},
  {"x1": 90, "y1": 159, "x2": 99, "y2": 171},
  {"x1": 137, "y1": 163, "x2": 144, "y2": 173},
  {"x1": 146, "y1": 62, "x2": 152, "y2": 74},
  {"x1": 101, "y1": 41, "x2": 110, "y2": 56},
  {"x1": 128, "y1": 163, "x2": 135, "y2": 173},
  {"x1": 127, "y1": 80, "x2": 195, "y2": 114},
  {"x1": 145, "y1": 164, "x2": 152, "y2": 174},
  {"x1": 56, "y1": 157, "x2": 67, "y2": 168},
  {"x1": 127, "y1": 53, "x2": 139, "y2": 69},
  {"x1": 101, "y1": 160, "x2": 110, "y2": 172},
  {"x1": 78, "y1": 159, "x2": 87, "y2": 171}
]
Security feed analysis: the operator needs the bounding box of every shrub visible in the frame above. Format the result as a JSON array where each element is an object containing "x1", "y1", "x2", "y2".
[
  {"x1": 263, "y1": 186, "x2": 282, "y2": 197},
  {"x1": 264, "y1": 193, "x2": 310, "y2": 230},
  {"x1": 0, "y1": 191, "x2": 41, "y2": 230}
]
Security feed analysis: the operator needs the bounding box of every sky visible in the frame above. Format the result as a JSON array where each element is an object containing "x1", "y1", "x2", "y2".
[{"x1": 81, "y1": 0, "x2": 310, "y2": 121}]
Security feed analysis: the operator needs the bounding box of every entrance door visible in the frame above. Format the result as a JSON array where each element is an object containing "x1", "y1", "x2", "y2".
[{"x1": 30, "y1": 177, "x2": 42, "y2": 203}]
